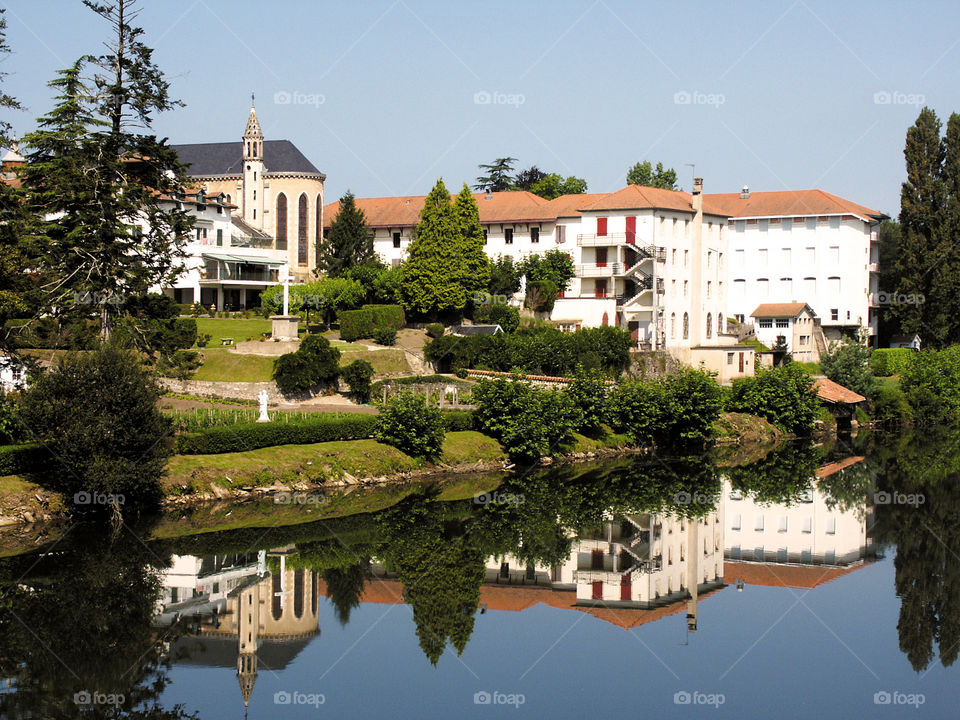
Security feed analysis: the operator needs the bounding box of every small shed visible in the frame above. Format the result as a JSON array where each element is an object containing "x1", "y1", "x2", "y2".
[{"x1": 889, "y1": 334, "x2": 920, "y2": 350}]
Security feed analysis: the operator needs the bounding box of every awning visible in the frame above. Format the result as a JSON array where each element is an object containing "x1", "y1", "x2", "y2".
[{"x1": 202, "y1": 253, "x2": 286, "y2": 265}]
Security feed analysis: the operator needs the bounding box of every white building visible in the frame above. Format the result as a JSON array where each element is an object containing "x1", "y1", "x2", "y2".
[
  {"x1": 709, "y1": 188, "x2": 887, "y2": 342},
  {"x1": 0, "y1": 355, "x2": 27, "y2": 393},
  {"x1": 750, "y1": 302, "x2": 823, "y2": 361}
]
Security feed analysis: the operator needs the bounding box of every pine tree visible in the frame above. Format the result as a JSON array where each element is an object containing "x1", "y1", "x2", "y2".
[
  {"x1": 399, "y1": 179, "x2": 467, "y2": 316},
  {"x1": 474, "y1": 157, "x2": 516, "y2": 192},
  {"x1": 0, "y1": 10, "x2": 22, "y2": 147},
  {"x1": 318, "y1": 191, "x2": 372, "y2": 276},
  {"x1": 453, "y1": 184, "x2": 490, "y2": 294},
  {"x1": 20, "y1": 0, "x2": 192, "y2": 340},
  {"x1": 894, "y1": 108, "x2": 947, "y2": 344}
]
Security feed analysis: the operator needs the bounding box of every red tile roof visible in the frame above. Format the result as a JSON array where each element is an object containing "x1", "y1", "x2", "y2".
[
  {"x1": 544, "y1": 192, "x2": 612, "y2": 218},
  {"x1": 580, "y1": 184, "x2": 702, "y2": 214},
  {"x1": 815, "y1": 456, "x2": 866, "y2": 478},
  {"x1": 724, "y1": 561, "x2": 866, "y2": 589},
  {"x1": 750, "y1": 302, "x2": 815, "y2": 319},
  {"x1": 813, "y1": 376, "x2": 866, "y2": 404},
  {"x1": 704, "y1": 189, "x2": 886, "y2": 221}
]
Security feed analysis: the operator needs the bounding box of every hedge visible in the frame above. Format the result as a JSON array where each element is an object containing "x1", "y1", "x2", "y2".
[
  {"x1": 869, "y1": 348, "x2": 914, "y2": 377},
  {"x1": 442, "y1": 410, "x2": 475, "y2": 431},
  {"x1": 363, "y1": 304, "x2": 405, "y2": 332},
  {"x1": 175, "y1": 414, "x2": 378, "y2": 454},
  {"x1": 0, "y1": 444, "x2": 50, "y2": 476},
  {"x1": 339, "y1": 305, "x2": 405, "y2": 341}
]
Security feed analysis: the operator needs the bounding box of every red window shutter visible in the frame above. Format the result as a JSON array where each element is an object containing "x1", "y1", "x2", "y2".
[
  {"x1": 625, "y1": 216, "x2": 636, "y2": 244},
  {"x1": 597, "y1": 217, "x2": 607, "y2": 236}
]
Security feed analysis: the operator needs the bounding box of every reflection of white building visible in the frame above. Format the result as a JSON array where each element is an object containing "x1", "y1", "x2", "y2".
[
  {"x1": 0, "y1": 355, "x2": 27, "y2": 393},
  {"x1": 723, "y1": 458, "x2": 876, "y2": 588}
]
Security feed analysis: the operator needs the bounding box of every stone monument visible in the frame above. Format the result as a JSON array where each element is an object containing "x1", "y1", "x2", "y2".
[{"x1": 270, "y1": 268, "x2": 300, "y2": 341}]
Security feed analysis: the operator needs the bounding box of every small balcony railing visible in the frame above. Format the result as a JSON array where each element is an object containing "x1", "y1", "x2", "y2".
[{"x1": 575, "y1": 263, "x2": 622, "y2": 278}]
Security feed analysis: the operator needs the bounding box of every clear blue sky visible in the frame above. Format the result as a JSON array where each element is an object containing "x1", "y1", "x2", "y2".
[{"x1": 5, "y1": 0, "x2": 960, "y2": 215}]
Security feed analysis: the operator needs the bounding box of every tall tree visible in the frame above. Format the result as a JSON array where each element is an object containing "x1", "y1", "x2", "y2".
[
  {"x1": 529, "y1": 173, "x2": 587, "y2": 200},
  {"x1": 318, "y1": 190, "x2": 372, "y2": 276},
  {"x1": 474, "y1": 157, "x2": 516, "y2": 192},
  {"x1": 893, "y1": 108, "x2": 947, "y2": 344},
  {"x1": 933, "y1": 112, "x2": 960, "y2": 342},
  {"x1": 513, "y1": 165, "x2": 548, "y2": 191},
  {"x1": 0, "y1": 9, "x2": 22, "y2": 146},
  {"x1": 626, "y1": 160, "x2": 678, "y2": 190},
  {"x1": 399, "y1": 179, "x2": 467, "y2": 316},
  {"x1": 453, "y1": 183, "x2": 490, "y2": 294},
  {"x1": 20, "y1": 0, "x2": 191, "y2": 340}
]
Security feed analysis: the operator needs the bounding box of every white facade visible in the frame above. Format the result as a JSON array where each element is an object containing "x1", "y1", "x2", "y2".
[
  {"x1": 751, "y1": 303, "x2": 822, "y2": 361},
  {"x1": 0, "y1": 355, "x2": 27, "y2": 393}
]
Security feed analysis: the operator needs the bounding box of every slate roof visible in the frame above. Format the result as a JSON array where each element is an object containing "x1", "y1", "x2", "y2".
[{"x1": 172, "y1": 140, "x2": 324, "y2": 178}]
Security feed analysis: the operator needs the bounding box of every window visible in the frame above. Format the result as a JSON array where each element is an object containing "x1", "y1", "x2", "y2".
[
  {"x1": 825, "y1": 517, "x2": 837, "y2": 535},
  {"x1": 706, "y1": 313, "x2": 713, "y2": 339},
  {"x1": 483, "y1": 229, "x2": 488, "y2": 244},
  {"x1": 672, "y1": 248, "x2": 677, "y2": 264},
  {"x1": 683, "y1": 313, "x2": 689, "y2": 339},
  {"x1": 829, "y1": 246, "x2": 840, "y2": 263},
  {"x1": 754, "y1": 515, "x2": 765, "y2": 531},
  {"x1": 505, "y1": 228, "x2": 514, "y2": 244},
  {"x1": 759, "y1": 318, "x2": 773, "y2": 329},
  {"x1": 556, "y1": 225, "x2": 565, "y2": 244},
  {"x1": 316, "y1": 194, "x2": 322, "y2": 241},
  {"x1": 757, "y1": 278, "x2": 769, "y2": 295},
  {"x1": 297, "y1": 194, "x2": 308, "y2": 265},
  {"x1": 718, "y1": 313, "x2": 724, "y2": 334},
  {"x1": 735, "y1": 249, "x2": 745, "y2": 267},
  {"x1": 777, "y1": 516, "x2": 788, "y2": 533},
  {"x1": 780, "y1": 277, "x2": 792, "y2": 295},
  {"x1": 276, "y1": 193, "x2": 287, "y2": 250},
  {"x1": 802, "y1": 517, "x2": 813, "y2": 534},
  {"x1": 782, "y1": 248, "x2": 791, "y2": 263},
  {"x1": 733, "y1": 278, "x2": 746, "y2": 297},
  {"x1": 684, "y1": 249, "x2": 689, "y2": 267},
  {"x1": 829, "y1": 276, "x2": 841, "y2": 293},
  {"x1": 727, "y1": 352, "x2": 734, "y2": 365},
  {"x1": 706, "y1": 281, "x2": 712, "y2": 298},
  {"x1": 758, "y1": 248, "x2": 768, "y2": 265},
  {"x1": 683, "y1": 280, "x2": 689, "y2": 297},
  {"x1": 831, "y1": 308, "x2": 839, "y2": 321},
  {"x1": 707, "y1": 250, "x2": 712, "y2": 268},
  {"x1": 806, "y1": 247, "x2": 815, "y2": 263},
  {"x1": 597, "y1": 217, "x2": 607, "y2": 236},
  {"x1": 775, "y1": 318, "x2": 789, "y2": 329},
  {"x1": 393, "y1": 232, "x2": 401, "y2": 248},
  {"x1": 216, "y1": 229, "x2": 223, "y2": 247},
  {"x1": 531, "y1": 226, "x2": 540, "y2": 243},
  {"x1": 805, "y1": 277, "x2": 816, "y2": 295},
  {"x1": 670, "y1": 312, "x2": 676, "y2": 338},
  {"x1": 799, "y1": 335, "x2": 809, "y2": 346}
]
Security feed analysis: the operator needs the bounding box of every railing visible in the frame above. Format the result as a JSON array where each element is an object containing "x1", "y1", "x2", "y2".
[
  {"x1": 575, "y1": 263, "x2": 622, "y2": 277},
  {"x1": 627, "y1": 245, "x2": 666, "y2": 263},
  {"x1": 578, "y1": 232, "x2": 631, "y2": 247},
  {"x1": 201, "y1": 260, "x2": 279, "y2": 283}
]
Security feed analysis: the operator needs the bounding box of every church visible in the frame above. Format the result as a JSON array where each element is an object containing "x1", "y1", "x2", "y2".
[{"x1": 173, "y1": 102, "x2": 326, "y2": 282}]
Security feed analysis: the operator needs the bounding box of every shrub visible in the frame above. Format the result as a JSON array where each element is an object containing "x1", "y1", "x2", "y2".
[
  {"x1": 375, "y1": 391, "x2": 445, "y2": 459},
  {"x1": 196, "y1": 333, "x2": 211, "y2": 348},
  {"x1": 18, "y1": 346, "x2": 171, "y2": 511},
  {"x1": 473, "y1": 303, "x2": 520, "y2": 333},
  {"x1": 455, "y1": 368, "x2": 468, "y2": 379},
  {"x1": 0, "y1": 393, "x2": 26, "y2": 445},
  {"x1": 426, "y1": 323, "x2": 445, "y2": 339},
  {"x1": 155, "y1": 349, "x2": 201, "y2": 380},
  {"x1": 472, "y1": 378, "x2": 578, "y2": 461},
  {"x1": 727, "y1": 363, "x2": 820, "y2": 434},
  {"x1": 524, "y1": 280, "x2": 558, "y2": 312},
  {"x1": 0, "y1": 443, "x2": 50, "y2": 475},
  {"x1": 819, "y1": 340, "x2": 877, "y2": 399},
  {"x1": 373, "y1": 327, "x2": 397, "y2": 346},
  {"x1": 273, "y1": 353, "x2": 317, "y2": 396},
  {"x1": 899, "y1": 347, "x2": 960, "y2": 424},
  {"x1": 872, "y1": 384, "x2": 914, "y2": 425},
  {"x1": 565, "y1": 367, "x2": 609, "y2": 435},
  {"x1": 442, "y1": 410, "x2": 474, "y2": 431},
  {"x1": 870, "y1": 348, "x2": 914, "y2": 377},
  {"x1": 339, "y1": 308, "x2": 374, "y2": 341},
  {"x1": 274, "y1": 334, "x2": 342, "y2": 395},
  {"x1": 341, "y1": 359, "x2": 374, "y2": 403},
  {"x1": 176, "y1": 414, "x2": 378, "y2": 454},
  {"x1": 363, "y1": 304, "x2": 405, "y2": 332}
]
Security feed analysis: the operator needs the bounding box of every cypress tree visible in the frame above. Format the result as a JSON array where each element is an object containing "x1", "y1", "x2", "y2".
[
  {"x1": 933, "y1": 112, "x2": 960, "y2": 343},
  {"x1": 453, "y1": 183, "x2": 491, "y2": 295},
  {"x1": 318, "y1": 191, "x2": 372, "y2": 276}
]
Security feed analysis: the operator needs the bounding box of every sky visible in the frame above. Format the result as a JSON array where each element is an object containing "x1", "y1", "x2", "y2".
[{"x1": 3, "y1": 0, "x2": 960, "y2": 216}]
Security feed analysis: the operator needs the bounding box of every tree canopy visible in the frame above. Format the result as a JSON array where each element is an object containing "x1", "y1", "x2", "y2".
[
  {"x1": 626, "y1": 160, "x2": 678, "y2": 190},
  {"x1": 318, "y1": 191, "x2": 373, "y2": 276}
]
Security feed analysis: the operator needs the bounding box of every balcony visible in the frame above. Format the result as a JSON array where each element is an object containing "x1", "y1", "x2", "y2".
[
  {"x1": 201, "y1": 254, "x2": 283, "y2": 284},
  {"x1": 575, "y1": 263, "x2": 622, "y2": 278},
  {"x1": 578, "y1": 232, "x2": 632, "y2": 247}
]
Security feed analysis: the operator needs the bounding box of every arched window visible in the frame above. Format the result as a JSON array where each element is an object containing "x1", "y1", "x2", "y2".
[
  {"x1": 316, "y1": 194, "x2": 322, "y2": 242},
  {"x1": 276, "y1": 193, "x2": 287, "y2": 250},
  {"x1": 670, "y1": 312, "x2": 676, "y2": 338},
  {"x1": 718, "y1": 313, "x2": 724, "y2": 335},
  {"x1": 682, "y1": 313, "x2": 689, "y2": 339},
  {"x1": 226, "y1": 194, "x2": 231, "y2": 204},
  {"x1": 706, "y1": 313, "x2": 713, "y2": 339},
  {"x1": 298, "y1": 193, "x2": 308, "y2": 265}
]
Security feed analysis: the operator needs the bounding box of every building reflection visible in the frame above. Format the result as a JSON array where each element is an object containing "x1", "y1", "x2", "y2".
[
  {"x1": 155, "y1": 548, "x2": 320, "y2": 713},
  {"x1": 723, "y1": 456, "x2": 877, "y2": 588}
]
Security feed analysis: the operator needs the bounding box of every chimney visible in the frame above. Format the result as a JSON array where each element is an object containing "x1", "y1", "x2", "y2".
[
  {"x1": 740, "y1": 184, "x2": 750, "y2": 199},
  {"x1": 485, "y1": 189, "x2": 492, "y2": 200}
]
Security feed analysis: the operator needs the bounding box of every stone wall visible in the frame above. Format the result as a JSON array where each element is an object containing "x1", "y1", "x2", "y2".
[{"x1": 159, "y1": 378, "x2": 282, "y2": 402}]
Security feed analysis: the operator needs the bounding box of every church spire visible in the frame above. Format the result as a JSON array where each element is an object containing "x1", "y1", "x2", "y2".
[{"x1": 243, "y1": 98, "x2": 263, "y2": 161}]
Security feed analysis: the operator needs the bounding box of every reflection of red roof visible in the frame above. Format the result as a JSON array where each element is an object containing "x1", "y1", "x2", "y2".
[
  {"x1": 724, "y1": 561, "x2": 866, "y2": 589},
  {"x1": 322, "y1": 577, "x2": 723, "y2": 631},
  {"x1": 814, "y1": 376, "x2": 866, "y2": 404},
  {"x1": 815, "y1": 456, "x2": 866, "y2": 478}
]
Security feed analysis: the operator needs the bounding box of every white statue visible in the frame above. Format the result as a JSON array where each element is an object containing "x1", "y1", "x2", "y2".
[{"x1": 257, "y1": 389, "x2": 270, "y2": 423}]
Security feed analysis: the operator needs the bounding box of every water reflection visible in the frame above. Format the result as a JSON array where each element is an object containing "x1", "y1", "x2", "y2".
[{"x1": 1, "y1": 431, "x2": 959, "y2": 716}]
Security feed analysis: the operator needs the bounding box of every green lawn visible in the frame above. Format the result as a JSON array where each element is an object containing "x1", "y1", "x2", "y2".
[
  {"x1": 192, "y1": 348, "x2": 275, "y2": 382},
  {"x1": 194, "y1": 318, "x2": 273, "y2": 346},
  {"x1": 441, "y1": 431, "x2": 507, "y2": 464}
]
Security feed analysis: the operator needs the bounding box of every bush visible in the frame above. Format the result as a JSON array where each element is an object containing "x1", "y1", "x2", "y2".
[
  {"x1": 196, "y1": 333, "x2": 211, "y2": 348},
  {"x1": 18, "y1": 346, "x2": 171, "y2": 511},
  {"x1": 870, "y1": 348, "x2": 914, "y2": 377},
  {"x1": 426, "y1": 323, "x2": 445, "y2": 339},
  {"x1": 455, "y1": 368, "x2": 468, "y2": 379},
  {"x1": 472, "y1": 378, "x2": 578, "y2": 461},
  {"x1": 373, "y1": 327, "x2": 397, "y2": 346},
  {"x1": 273, "y1": 334, "x2": 342, "y2": 396},
  {"x1": 819, "y1": 340, "x2": 877, "y2": 399},
  {"x1": 473, "y1": 303, "x2": 520, "y2": 333},
  {"x1": 0, "y1": 443, "x2": 49, "y2": 475},
  {"x1": 176, "y1": 414, "x2": 378, "y2": 454},
  {"x1": 524, "y1": 280, "x2": 558, "y2": 312},
  {"x1": 565, "y1": 367, "x2": 609, "y2": 435},
  {"x1": 726, "y1": 363, "x2": 820, "y2": 434},
  {"x1": 442, "y1": 410, "x2": 474, "y2": 431},
  {"x1": 341, "y1": 359, "x2": 374, "y2": 403},
  {"x1": 363, "y1": 304, "x2": 405, "y2": 332},
  {"x1": 375, "y1": 391, "x2": 445, "y2": 459},
  {"x1": 899, "y1": 347, "x2": 960, "y2": 424},
  {"x1": 872, "y1": 384, "x2": 914, "y2": 425},
  {"x1": 0, "y1": 393, "x2": 26, "y2": 445},
  {"x1": 607, "y1": 368, "x2": 722, "y2": 446},
  {"x1": 339, "y1": 308, "x2": 374, "y2": 342}
]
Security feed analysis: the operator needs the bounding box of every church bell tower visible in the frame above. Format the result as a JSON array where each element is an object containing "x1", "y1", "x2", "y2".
[{"x1": 242, "y1": 97, "x2": 265, "y2": 229}]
